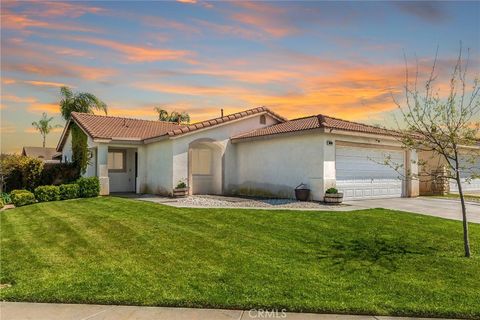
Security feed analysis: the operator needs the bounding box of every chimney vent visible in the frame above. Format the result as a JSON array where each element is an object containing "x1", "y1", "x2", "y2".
[{"x1": 221, "y1": 109, "x2": 224, "y2": 117}]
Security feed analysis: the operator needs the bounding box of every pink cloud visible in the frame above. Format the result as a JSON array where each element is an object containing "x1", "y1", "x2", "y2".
[{"x1": 68, "y1": 35, "x2": 194, "y2": 63}]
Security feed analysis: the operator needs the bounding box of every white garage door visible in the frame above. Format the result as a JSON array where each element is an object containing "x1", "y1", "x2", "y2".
[{"x1": 336, "y1": 145, "x2": 405, "y2": 200}]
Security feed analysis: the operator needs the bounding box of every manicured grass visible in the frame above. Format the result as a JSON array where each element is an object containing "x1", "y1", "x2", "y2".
[{"x1": 1, "y1": 197, "x2": 479, "y2": 318}]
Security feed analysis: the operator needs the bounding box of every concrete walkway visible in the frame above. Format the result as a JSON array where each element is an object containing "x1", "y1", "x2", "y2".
[
  {"x1": 0, "y1": 302, "x2": 456, "y2": 320},
  {"x1": 345, "y1": 197, "x2": 480, "y2": 223}
]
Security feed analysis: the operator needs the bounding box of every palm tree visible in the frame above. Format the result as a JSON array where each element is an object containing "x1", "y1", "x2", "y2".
[
  {"x1": 32, "y1": 113, "x2": 62, "y2": 148},
  {"x1": 153, "y1": 107, "x2": 190, "y2": 124},
  {"x1": 59, "y1": 86, "x2": 107, "y2": 174},
  {"x1": 154, "y1": 107, "x2": 170, "y2": 121},
  {"x1": 60, "y1": 86, "x2": 107, "y2": 121}
]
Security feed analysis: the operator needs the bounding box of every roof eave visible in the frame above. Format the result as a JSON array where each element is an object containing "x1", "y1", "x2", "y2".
[
  {"x1": 231, "y1": 127, "x2": 325, "y2": 143},
  {"x1": 56, "y1": 119, "x2": 71, "y2": 152},
  {"x1": 168, "y1": 110, "x2": 278, "y2": 140}
]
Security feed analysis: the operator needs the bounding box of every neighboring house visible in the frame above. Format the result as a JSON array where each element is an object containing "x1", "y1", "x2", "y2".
[
  {"x1": 419, "y1": 149, "x2": 480, "y2": 195},
  {"x1": 57, "y1": 107, "x2": 421, "y2": 200},
  {"x1": 22, "y1": 146, "x2": 61, "y2": 163}
]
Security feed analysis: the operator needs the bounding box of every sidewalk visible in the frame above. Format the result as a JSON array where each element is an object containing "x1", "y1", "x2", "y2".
[{"x1": 0, "y1": 302, "x2": 456, "y2": 320}]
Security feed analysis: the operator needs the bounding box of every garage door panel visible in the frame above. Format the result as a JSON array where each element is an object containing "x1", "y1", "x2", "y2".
[
  {"x1": 450, "y1": 179, "x2": 480, "y2": 193},
  {"x1": 448, "y1": 156, "x2": 480, "y2": 193},
  {"x1": 336, "y1": 145, "x2": 405, "y2": 200}
]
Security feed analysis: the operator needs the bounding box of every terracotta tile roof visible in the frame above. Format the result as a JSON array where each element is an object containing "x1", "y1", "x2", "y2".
[
  {"x1": 231, "y1": 114, "x2": 400, "y2": 141},
  {"x1": 71, "y1": 112, "x2": 181, "y2": 140},
  {"x1": 165, "y1": 106, "x2": 287, "y2": 137},
  {"x1": 57, "y1": 107, "x2": 286, "y2": 151}
]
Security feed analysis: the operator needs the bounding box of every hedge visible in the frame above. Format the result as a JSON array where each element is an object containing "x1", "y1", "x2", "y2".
[
  {"x1": 10, "y1": 190, "x2": 36, "y2": 207},
  {"x1": 59, "y1": 184, "x2": 80, "y2": 200},
  {"x1": 77, "y1": 177, "x2": 100, "y2": 198},
  {"x1": 34, "y1": 185, "x2": 60, "y2": 202}
]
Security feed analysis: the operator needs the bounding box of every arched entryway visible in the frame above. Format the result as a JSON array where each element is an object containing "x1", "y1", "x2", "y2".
[{"x1": 188, "y1": 138, "x2": 223, "y2": 195}]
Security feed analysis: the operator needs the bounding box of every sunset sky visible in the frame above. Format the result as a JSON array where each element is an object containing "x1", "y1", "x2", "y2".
[{"x1": 1, "y1": 0, "x2": 479, "y2": 153}]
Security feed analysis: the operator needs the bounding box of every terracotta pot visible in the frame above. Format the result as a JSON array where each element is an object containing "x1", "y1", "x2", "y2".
[
  {"x1": 324, "y1": 193, "x2": 343, "y2": 204},
  {"x1": 173, "y1": 188, "x2": 189, "y2": 198}
]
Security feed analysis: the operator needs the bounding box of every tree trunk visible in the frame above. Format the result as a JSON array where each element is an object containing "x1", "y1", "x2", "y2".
[
  {"x1": 42, "y1": 134, "x2": 46, "y2": 148},
  {"x1": 455, "y1": 173, "x2": 471, "y2": 257}
]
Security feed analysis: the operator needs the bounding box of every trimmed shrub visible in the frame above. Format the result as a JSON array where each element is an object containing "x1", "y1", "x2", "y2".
[
  {"x1": 10, "y1": 190, "x2": 36, "y2": 207},
  {"x1": 34, "y1": 185, "x2": 60, "y2": 202},
  {"x1": 59, "y1": 184, "x2": 80, "y2": 200},
  {"x1": 77, "y1": 177, "x2": 100, "y2": 198}
]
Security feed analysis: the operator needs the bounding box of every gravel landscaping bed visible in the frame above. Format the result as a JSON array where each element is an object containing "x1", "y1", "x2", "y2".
[{"x1": 173, "y1": 195, "x2": 346, "y2": 209}]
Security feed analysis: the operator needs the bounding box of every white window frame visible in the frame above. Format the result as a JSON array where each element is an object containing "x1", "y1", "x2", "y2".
[{"x1": 108, "y1": 149, "x2": 126, "y2": 173}]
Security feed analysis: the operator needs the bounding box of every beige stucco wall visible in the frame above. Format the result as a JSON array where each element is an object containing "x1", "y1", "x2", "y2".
[
  {"x1": 170, "y1": 113, "x2": 280, "y2": 195},
  {"x1": 141, "y1": 140, "x2": 173, "y2": 195},
  {"x1": 233, "y1": 130, "x2": 419, "y2": 200},
  {"x1": 233, "y1": 130, "x2": 326, "y2": 200}
]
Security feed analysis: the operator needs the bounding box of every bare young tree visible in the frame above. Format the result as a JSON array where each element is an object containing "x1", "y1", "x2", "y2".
[{"x1": 393, "y1": 46, "x2": 479, "y2": 257}]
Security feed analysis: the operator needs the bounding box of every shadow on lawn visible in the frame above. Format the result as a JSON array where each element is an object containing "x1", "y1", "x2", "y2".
[{"x1": 317, "y1": 236, "x2": 435, "y2": 272}]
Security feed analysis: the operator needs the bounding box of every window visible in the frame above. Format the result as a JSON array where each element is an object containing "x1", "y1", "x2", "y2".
[
  {"x1": 260, "y1": 114, "x2": 266, "y2": 124},
  {"x1": 191, "y1": 148, "x2": 212, "y2": 175},
  {"x1": 108, "y1": 150, "x2": 125, "y2": 172}
]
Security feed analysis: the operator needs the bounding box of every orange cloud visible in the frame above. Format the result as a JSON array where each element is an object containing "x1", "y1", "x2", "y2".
[
  {"x1": 1, "y1": 9, "x2": 100, "y2": 33},
  {"x1": 24, "y1": 80, "x2": 70, "y2": 88},
  {"x1": 27, "y1": 102, "x2": 60, "y2": 114},
  {"x1": 69, "y1": 36, "x2": 194, "y2": 63},
  {"x1": 134, "y1": 60, "x2": 412, "y2": 121},
  {"x1": 229, "y1": 2, "x2": 296, "y2": 38},
  {"x1": 5, "y1": 62, "x2": 116, "y2": 81},
  {"x1": 25, "y1": 127, "x2": 63, "y2": 134},
  {"x1": 1, "y1": 94, "x2": 37, "y2": 103},
  {"x1": 28, "y1": 1, "x2": 105, "y2": 18},
  {"x1": 1, "y1": 78, "x2": 17, "y2": 85},
  {"x1": 135, "y1": 82, "x2": 251, "y2": 96},
  {"x1": 177, "y1": 0, "x2": 197, "y2": 3},
  {"x1": 1, "y1": 125, "x2": 16, "y2": 134}
]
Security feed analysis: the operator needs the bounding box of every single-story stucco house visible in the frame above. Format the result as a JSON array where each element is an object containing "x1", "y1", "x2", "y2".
[{"x1": 57, "y1": 106, "x2": 472, "y2": 201}]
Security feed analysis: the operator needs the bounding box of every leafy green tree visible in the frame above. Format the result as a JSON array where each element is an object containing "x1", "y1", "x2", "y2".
[
  {"x1": 59, "y1": 87, "x2": 107, "y2": 174},
  {"x1": 31, "y1": 113, "x2": 61, "y2": 148},
  {"x1": 154, "y1": 107, "x2": 190, "y2": 124}
]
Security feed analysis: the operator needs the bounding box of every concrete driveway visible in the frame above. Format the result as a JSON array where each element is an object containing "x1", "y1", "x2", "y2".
[{"x1": 345, "y1": 197, "x2": 480, "y2": 223}]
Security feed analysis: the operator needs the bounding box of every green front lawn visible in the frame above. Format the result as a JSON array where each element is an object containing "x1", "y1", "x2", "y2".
[{"x1": 1, "y1": 197, "x2": 479, "y2": 318}]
